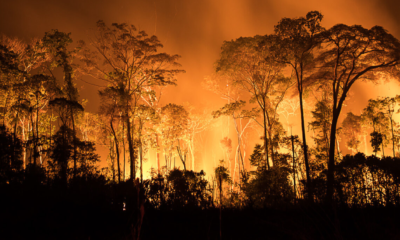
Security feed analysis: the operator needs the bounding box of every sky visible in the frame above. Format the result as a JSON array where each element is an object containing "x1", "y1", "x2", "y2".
[{"x1": 1, "y1": 0, "x2": 400, "y2": 174}]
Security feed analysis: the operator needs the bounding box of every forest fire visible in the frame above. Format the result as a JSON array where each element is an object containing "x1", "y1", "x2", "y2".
[{"x1": 2, "y1": 0, "x2": 400, "y2": 239}]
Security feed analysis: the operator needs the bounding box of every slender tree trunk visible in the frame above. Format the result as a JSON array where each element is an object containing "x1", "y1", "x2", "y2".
[
  {"x1": 156, "y1": 134, "x2": 160, "y2": 173},
  {"x1": 126, "y1": 116, "x2": 136, "y2": 181},
  {"x1": 31, "y1": 110, "x2": 37, "y2": 166},
  {"x1": 262, "y1": 102, "x2": 270, "y2": 170},
  {"x1": 327, "y1": 110, "x2": 339, "y2": 204},
  {"x1": 36, "y1": 92, "x2": 40, "y2": 165},
  {"x1": 190, "y1": 137, "x2": 195, "y2": 171},
  {"x1": 22, "y1": 118, "x2": 26, "y2": 169},
  {"x1": 291, "y1": 135, "x2": 296, "y2": 202},
  {"x1": 299, "y1": 90, "x2": 312, "y2": 201},
  {"x1": 12, "y1": 111, "x2": 18, "y2": 167},
  {"x1": 49, "y1": 107, "x2": 53, "y2": 165},
  {"x1": 123, "y1": 121, "x2": 126, "y2": 181},
  {"x1": 139, "y1": 143, "x2": 143, "y2": 183},
  {"x1": 219, "y1": 175, "x2": 223, "y2": 240},
  {"x1": 177, "y1": 144, "x2": 186, "y2": 171},
  {"x1": 268, "y1": 129, "x2": 275, "y2": 166},
  {"x1": 2, "y1": 92, "x2": 8, "y2": 126},
  {"x1": 336, "y1": 134, "x2": 341, "y2": 159},
  {"x1": 71, "y1": 107, "x2": 77, "y2": 179},
  {"x1": 139, "y1": 121, "x2": 143, "y2": 184},
  {"x1": 390, "y1": 114, "x2": 395, "y2": 157},
  {"x1": 110, "y1": 120, "x2": 121, "y2": 183},
  {"x1": 380, "y1": 127, "x2": 385, "y2": 157},
  {"x1": 110, "y1": 138, "x2": 116, "y2": 182},
  {"x1": 61, "y1": 128, "x2": 67, "y2": 185}
]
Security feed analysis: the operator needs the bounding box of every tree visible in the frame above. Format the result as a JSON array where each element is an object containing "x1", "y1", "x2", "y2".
[
  {"x1": 342, "y1": 112, "x2": 362, "y2": 153},
  {"x1": 160, "y1": 103, "x2": 189, "y2": 171},
  {"x1": 273, "y1": 11, "x2": 325, "y2": 201},
  {"x1": 374, "y1": 96, "x2": 400, "y2": 157},
  {"x1": 44, "y1": 30, "x2": 83, "y2": 179},
  {"x1": 216, "y1": 35, "x2": 292, "y2": 168},
  {"x1": 204, "y1": 74, "x2": 253, "y2": 182},
  {"x1": 315, "y1": 24, "x2": 400, "y2": 202},
  {"x1": 185, "y1": 105, "x2": 212, "y2": 172},
  {"x1": 214, "y1": 160, "x2": 231, "y2": 240},
  {"x1": 212, "y1": 100, "x2": 256, "y2": 185},
  {"x1": 247, "y1": 144, "x2": 293, "y2": 207},
  {"x1": 370, "y1": 131, "x2": 383, "y2": 155},
  {"x1": 50, "y1": 124, "x2": 74, "y2": 184},
  {"x1": 0, "y1": 36, "x2": 56, "y2": 169},
  {"x1": 309, "y1": 98, "x2": 332, "y2": 167},
  {"x1": 99, "y1": 87, "x2": 123, "y2": 183},
  {"x1": 134, "y1": 104, "x2": 158, "y2": 183},
  {"x1": 80, "y1": 21, "x2": 184, "y2": 181},
  {"x1": 361, "y1": 97, "x2": 394, "y2": 157}
]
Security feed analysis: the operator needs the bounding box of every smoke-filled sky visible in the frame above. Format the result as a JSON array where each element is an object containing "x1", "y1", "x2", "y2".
[
  {"x1": 1, "y1": 0, "x2": 400, "y2": 112},
  {"x1": 2, "y1": 0, "x2": 400, "y2": 173}
]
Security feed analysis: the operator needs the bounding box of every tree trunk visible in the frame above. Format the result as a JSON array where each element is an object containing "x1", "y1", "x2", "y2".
[
  {"x1": 126, "y1": 117, "x2": 136, "y2": 181},
  {"x1": 123, "y1": 121, "x2": 126, "y2": 181},
  {"x1": 110, "y1": 138, "x2": 116, "y2": 182},
  {"x1": 262, "y1": 103, "x2": 270, "y2": 170},
  {"x1": 156, "y1": 134, "x2": 160, "y2": 173},
  {"x1": 219, "y1": 175, "x2": 223, "y2": 240},
  {"x1": 390, "y1": 116, "x2": 395, "y2": 157},
  {"x1": 22, "y1": 118, "x2": 26, "y2": 169},
  {"x1": 327, "y1": 110, "x2": 339, "y2": 204},
  {"x1": 12, "y1": 111, "x2": 18, "y2": 167},
  {"x1": 139, "y1": 142, "x2": 143, "y2": 183},
  {"x1": 36, "y1": 92, "x2": 41, "y2": 165},
  {"x1": 31, "y1": 110, "x2": 37, "y2": 166},
  {"x1": 139, "y1": 121, "x2": 143, "y2": 184},
  {"x1": 110, "y1": 120, "x2": 121, "y2": 183},
  {"x1": 291, "y1": 135, "x2": 296, "y2": 202},
  {"x1": 71, "y1": 107, "x2": 77, "y2": 179},
  {"x1": 268, "y1": 129, "x2": 275, "y2": 167},
  {"x1": 299, "y1": 91, "x2": 313, "y2": 201}
]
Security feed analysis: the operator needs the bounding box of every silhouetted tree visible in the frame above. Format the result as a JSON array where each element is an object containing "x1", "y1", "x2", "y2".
[
  {"x1": 80, "y1": 21, "x2": 184, "y2": 181},
  {"x1": 273, "y1": 11, "x2": 325, "y2": 201},
  {"x1": 314, "y1": 24, "x2": 400, "y2": 202}
]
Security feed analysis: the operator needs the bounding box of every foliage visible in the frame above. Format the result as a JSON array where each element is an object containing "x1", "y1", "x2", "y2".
[
  {"x1": 144, "y1": 168, "x2": 212, "y2": 209},
  {"x1": 0, "y1": 125, "x2": 23, "y2": 184},
  {"x1": 342, "y1": 112, "x2": 362, "y2": 152},
  {"x1": 370, "y1": 131, "x2": 383, "y2": 154},
  {"x1": 246, "y1": 144, "x2": 293, "y2": 207}
]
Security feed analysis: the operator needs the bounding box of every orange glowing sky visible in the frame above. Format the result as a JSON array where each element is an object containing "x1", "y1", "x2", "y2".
[
  {"x1": 2, "y1": 0, "x2": 400, "y2": 176},
  {"x1": 1, "y1": 0, "x2": 399, "y2": 111}
]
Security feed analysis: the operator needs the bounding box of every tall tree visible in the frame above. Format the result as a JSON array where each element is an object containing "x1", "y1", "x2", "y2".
[
  {"x1": 44, "y1": 30, "x2": 82, "y2": 179},
  {"x1": 99, "y1": 86, "x2": 124, "y2": 182},
  {"x1": 216, "y1": 35, "x2": 291, "y2": 168},
  {"x1": 273, "y1": 11, "x2": 325, "y2": 201},
  {"x1": 315, "y1": 24, "x2": 400, "y2": 202},
  {"x1": 80, "y1": 21, "x2": 184, "y2": 181}
]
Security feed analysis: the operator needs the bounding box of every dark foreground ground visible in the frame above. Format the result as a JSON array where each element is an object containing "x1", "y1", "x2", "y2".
[{"x1": 2, "y1": 185, "x2": 400, "y2": 240}]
